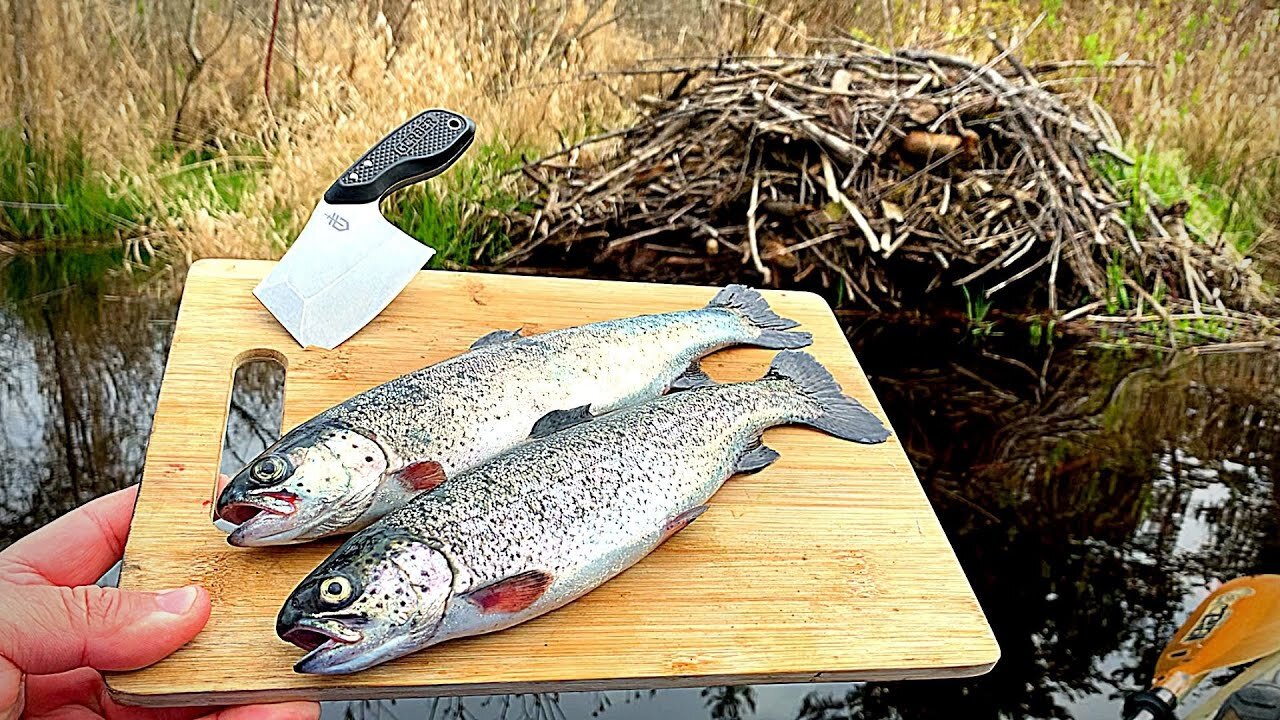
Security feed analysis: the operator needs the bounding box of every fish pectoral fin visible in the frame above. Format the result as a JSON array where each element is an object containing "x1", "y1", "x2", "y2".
[
  {"x1": 461, "y1": 570, "x2": 554, "y2": 614},
  {"x1": 469, "y1": 328, "x2": 523, "y2": 350},
  {"x1": 529, "y1": 405, "x2": 594, "y2": 438},
  {"x1": 660, "y1": 504, "x2": 709, "y2": 543},
  {"x1": 669, "y1": 360, "x2": 716, "y2": 391},
  {"x1": 733, "y1": 439, "x2": 780, "y2": 475},
  {"x1": 390, "y1": 461, "x2": 447, "y2": 491}
]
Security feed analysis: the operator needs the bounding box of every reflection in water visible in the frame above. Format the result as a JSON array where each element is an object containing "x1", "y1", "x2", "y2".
[
  {"x1": 839, "y1": 318, "x2": 1279, "y2": 720},
  {"x1": 0, "y1": 256, "x2": 175, "y2": 545},
  {"x1": 0, "y1": 261, "x2": 1275, "y2": 720},
  {"x1": 222, "y1": 359, "x2": 286, "y2": 477},
  {"x1": 703, "y1": 687, "x2": 757, "y2": 719}
]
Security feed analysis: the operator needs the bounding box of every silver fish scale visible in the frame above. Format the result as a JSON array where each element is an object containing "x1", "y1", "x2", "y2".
[
  {"x1": 319, "y1": 308, "x2": 752, "y2": 473},
  {"x1": 377, "y1": 378, "x2": 818, "y2": 642}
]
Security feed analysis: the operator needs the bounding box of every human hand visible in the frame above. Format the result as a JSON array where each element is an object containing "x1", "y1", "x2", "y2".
[{"x1": 0, "y1": 485, "x2": 320, "y2": 720}]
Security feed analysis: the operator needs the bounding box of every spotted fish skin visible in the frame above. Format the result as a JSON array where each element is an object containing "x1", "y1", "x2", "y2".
[
  {"x1": 217, "y1": 286, "x2": 811, "y2": 546},
  {"x1": 277, "y1": 351, "x2": 889, "y2": 673},
  {"x1": 326, "y1": 298, "x2": 782, "y2": 470}
]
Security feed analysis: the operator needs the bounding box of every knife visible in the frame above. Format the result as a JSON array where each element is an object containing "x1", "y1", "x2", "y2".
[{"x1": 254, "y1": 109, "x2": 476, "y2": 349}]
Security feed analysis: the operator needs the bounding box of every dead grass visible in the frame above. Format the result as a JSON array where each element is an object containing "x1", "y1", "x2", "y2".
[
  {"x1": 1, "y1": 0, "x2": 1277, "y2": 278},
  {"x1": 1, "y1": 0, "x2": 652, "y2": 258}
]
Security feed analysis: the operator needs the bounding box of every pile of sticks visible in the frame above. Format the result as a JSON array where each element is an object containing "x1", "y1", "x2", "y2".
[{"x1": 498, "y1": 47, "x2": 1264, "y2": 323}]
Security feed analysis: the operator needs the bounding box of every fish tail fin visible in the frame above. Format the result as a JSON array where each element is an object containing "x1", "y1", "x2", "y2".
[
  {"x1": 707, "y1": 284, "x2": 812, "y2": 349},
  {"x1": 765, "y1": 351, "x2": 890, "y2": 444}
]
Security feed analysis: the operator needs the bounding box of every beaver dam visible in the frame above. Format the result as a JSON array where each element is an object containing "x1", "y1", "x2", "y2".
[{"x1": 497, "y1": 48, "x2": 1276, "y2": 346}]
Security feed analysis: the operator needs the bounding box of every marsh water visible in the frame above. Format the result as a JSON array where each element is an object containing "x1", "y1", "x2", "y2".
[{"x1": 1, "y1": 254, "x2": 1276, "y2": 720}]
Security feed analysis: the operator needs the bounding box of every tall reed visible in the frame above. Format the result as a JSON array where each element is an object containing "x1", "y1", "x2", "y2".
[
  {"x1": 1, "y1": 0, "x2": 651, "y2": 258},
  {"x1": 1, "y1": 0, "x2": 1277, "y2": 272}
]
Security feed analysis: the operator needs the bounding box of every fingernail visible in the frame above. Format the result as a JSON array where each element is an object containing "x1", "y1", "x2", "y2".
[{"x1": 153, "y1": 586, "x2": 201, "y2": 615}]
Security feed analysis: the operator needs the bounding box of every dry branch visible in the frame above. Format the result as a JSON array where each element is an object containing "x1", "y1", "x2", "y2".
[{"x1": 499, "y1": 48, "x2": 1267, "y2": 339}]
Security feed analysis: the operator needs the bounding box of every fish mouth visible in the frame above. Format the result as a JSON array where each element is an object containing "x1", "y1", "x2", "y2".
[
  {"x1": 282, "y1": 617, "x2": 363, "y2": 653},
  {"x1": 284, "y1": 618, "x2": 378, "y2": 675},
  {"x1": 216, "y1": 491, "x2": 297, "y2": 528}
]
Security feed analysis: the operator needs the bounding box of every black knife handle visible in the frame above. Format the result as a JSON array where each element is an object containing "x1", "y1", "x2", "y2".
[{"x1": 323, "y1": 109, "x2": 476, "y2": 205}]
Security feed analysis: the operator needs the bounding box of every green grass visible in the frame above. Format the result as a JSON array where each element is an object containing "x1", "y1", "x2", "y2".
[
  {"x1": 153, "y1": 144, "x2": 261, "y2": 215},
  {"x1": 1095, "y1": 148, "x2": 1267, "y2": 254},
  {"x1": 1028, "y1": 316, "x2": 1056, "y2": 347},
  {"x1": 962, "y1": 285, "x2": 995, "y2": 337},
  {"x1": 1104, "y1": 256, "x2": 1132, "y2": 315},
  {"x1": 0, "y1": 132, "x2": 145, "y2": 241},
  {"x1": 2, "y1": 130, "x2": 538, "y2": 275},
  {"x1": 383, "y1": 141, "x2": 534, "y2": 267},
  {"x1": 0, "y1": 131, "x2": 260, "y2": 245}
]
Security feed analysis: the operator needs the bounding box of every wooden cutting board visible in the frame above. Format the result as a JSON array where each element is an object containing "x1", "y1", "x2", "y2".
[{"x1": 107, "y1": 258, "x2": 998, "y2": 706}]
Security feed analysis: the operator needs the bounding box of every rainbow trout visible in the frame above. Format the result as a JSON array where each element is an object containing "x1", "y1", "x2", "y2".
[
  {"x1": 216, "y1": 286, "x2": 810, "y2": 546},
  {"x1": 276, "y1": 350, "x2": 889, "y2": 674}
]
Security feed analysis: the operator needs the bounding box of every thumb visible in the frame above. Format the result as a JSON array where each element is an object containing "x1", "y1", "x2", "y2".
[{"x1": 0, "y1": 583, "x2": 211, "y2": 674}]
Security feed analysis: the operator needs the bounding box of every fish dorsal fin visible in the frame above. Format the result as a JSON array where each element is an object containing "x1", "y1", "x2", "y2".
[
  {"x1": 529, "y1": 405, "x2": 594, "y2": 439},
  {"x1": 669, "y1": 360, "x2": 716, "y2": 391},
  {"x1": 470, "y1": 328, "x2": 523, "y2": 350},
  {"x1": 734, "y1": 438, "x2": 779, "y2": 475},
  {"x1": 462, "y1": 570, "x2": 555, "y2": 614},
  {"x1": 660, "y1": 504, "x2": 709, "y2": 543},
  {"x1": 390, "y1": 460, "x2": 447, "y2": 491}
]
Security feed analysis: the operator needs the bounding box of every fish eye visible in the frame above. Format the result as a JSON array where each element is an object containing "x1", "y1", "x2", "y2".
[
  {"x1": 319, "y1": 576, "x2": 353, "y2": 605},
  {"x1": 250, "y1": 455, "x2": 289, "y2": 484}
]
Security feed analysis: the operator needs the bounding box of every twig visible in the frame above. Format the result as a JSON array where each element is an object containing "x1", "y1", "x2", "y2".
[
  {"x1": 746, "y1": 176, "x2": 771, "y2": 283},
  {"x1": 263, "y1": 0, "x2": 282, "y2": 106},
  {"x1": 820, "y1": 155, "x2": 879, "y2": 252}
]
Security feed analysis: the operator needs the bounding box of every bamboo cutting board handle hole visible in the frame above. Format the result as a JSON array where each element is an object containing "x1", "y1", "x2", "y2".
[{"x1": 216, "y1": 350, "x2": 289, "y2": 509}]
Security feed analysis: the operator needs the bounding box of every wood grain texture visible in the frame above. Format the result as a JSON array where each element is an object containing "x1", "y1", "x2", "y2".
[{"x1": 105, "y1": 259, "x2": 998, "y2": 706}]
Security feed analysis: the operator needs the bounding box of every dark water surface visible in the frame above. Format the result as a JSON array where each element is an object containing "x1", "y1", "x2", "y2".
[{"x1": 1, "y1": 256, "x2": 1276, "y2": 720}]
